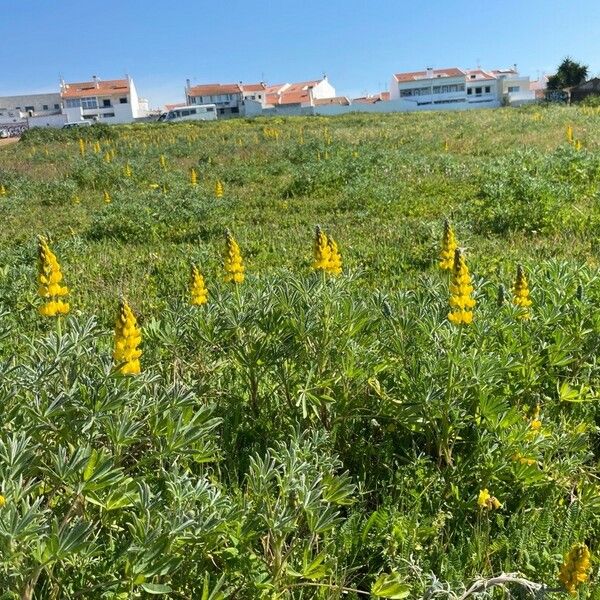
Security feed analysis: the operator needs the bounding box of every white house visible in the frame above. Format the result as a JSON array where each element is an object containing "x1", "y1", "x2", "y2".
[
  {"x1": 185, "y1": 82, "x2": 267, "y2": 118},
  {"x1": 60, "y1": 76, "x2": 147, "y2": 124},
  {"x1": 0, "y1": 92, "x2": 62, "y2": 124},
  {"x1": 265, "y1": 76, "x2": 336, "y2": 107}
]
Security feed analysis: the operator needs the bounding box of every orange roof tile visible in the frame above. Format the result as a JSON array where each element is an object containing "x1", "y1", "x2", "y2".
[
  {"x1": 466, "y1": 69, "x2": 496, "y2": 81},
  {"x1": 352, "y1": 92, "x2": 390, "y2": 104},
  {"x1": 313, "y1": 96, "x2": 350, "y2": 106},
  {"x1": 61, "y1": 79, "x2": 130, "y2": 99},
  {"x1": 187, "y1": 83, "x2": 241, "y2": 96},
  {"x1": 393, "y1": 68, "x2": 465, "y2": 82},
  {"x1": 240, "y1": 83, "x2": 266, "y2": 92}
]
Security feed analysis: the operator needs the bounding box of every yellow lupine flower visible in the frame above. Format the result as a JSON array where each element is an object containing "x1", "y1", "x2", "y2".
[
  {"x1": 113, "y1": 300, "x2": 142, "y2": 375},
  {"x1": 313, "y1": 226, "x2": 331, "y2": 271},
  {"x1": 190, "y1": 265, "x2": 208, "y2": 305},
  {"x1": 448, "y1": 249, "x2": 475, "y2": 325},
  {"x1": 159, "y1": 154, "x2": 167, "y2": 170},
  {"x1": 190, "y1": 167, "x2": 198, "y2": 186},
  {"x1": 93, "y1": 141, "x2": 101, "y2": 154},
  {"x1": 103, "y1": 190, "x2": 111, "y2": 204},
  {"x1": 103, "y1": 151, "x2": 111, "y2": 163},
  {"x1": 124, "y1": 163, "x2": 132, "y2": 177},
  {"x1": 0, "y1": 185, "x2": 6, "y2": 196},
  {"x1": 513, "y1": 264, "x2": 532, "y2": 318},
  {"x1": 215, "y1": 180, "x2": 224, "y2": 198},
  {"x1": 326, "y1": 236, "x2": 342, "y2": 275},
  {"x1": 439, "y1": 219, "x2": 458, "y2": 270},
  {"x1": 566, "y1": 124, "x2": 574, "y2": 144},
  {"x1": 559, "y1": 543, "x2": 591, "y2": 595},
  {"x1": 530, "y1": 404, "x2": 542, "y2": 430},
  {"x1": 224, "y1": 230, "x2": 245, "y2": 284},
  {"x1": 0, "y1": 494, "x2": 5, "y2": 508},
  {"x1": 477, "y1": 488, "x2": 501, "y2": 510},
  {"x1": 78, "y1": 138, "x2": 85, "y2": 156},
  {"x1": 37, "y1": 237, "x2": 70, "y2": 317}
]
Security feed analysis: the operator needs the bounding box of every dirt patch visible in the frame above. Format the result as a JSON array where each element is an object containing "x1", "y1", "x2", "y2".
[{"x1": 0, "y1": 137, "x2": 19, "y2": 148}]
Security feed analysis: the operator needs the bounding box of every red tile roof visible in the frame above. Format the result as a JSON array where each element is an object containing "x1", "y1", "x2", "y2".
[
  {"x1": 266, "y1": 90, "x2": 309, "y2": 105},
  {"x1": 264, "y1": 79, "x2": 327, "y2": 105},
  {"x1": 393, "y1": 68, "x2": 465, "y2": 82},
  {"x1": 61, "y1": 78, "x2": 130, "y2": 98},
  {"x1": 466, "y1": 69, "x2": 496, "y2": 81},
  {"x1": 313, "y1": 96, "x2": 350, "y2": 106},
  {"x1": 187, "y1": 83, "x2": 242, "y2": 97},
  {"x1": 240, "y1": 83, "x2": 266, "y2": 92},
  {"x1": 352, "y1": 92, "x2": 390, "y2": 104}
]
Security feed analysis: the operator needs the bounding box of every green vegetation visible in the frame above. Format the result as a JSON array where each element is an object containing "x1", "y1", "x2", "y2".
[{"x1": 1, "y1": 106, "x2": 600, "y2": 598}]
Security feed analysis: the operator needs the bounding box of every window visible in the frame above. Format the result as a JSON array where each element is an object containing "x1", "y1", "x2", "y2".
[
  {"x1": 467, "y1": 88, "x2": 472, "y2": 95},
  {"x1": 15, "y1": 106, "x2": 21, "y2": 110},
  {"x1": 231, "y1": 106, "x2": 239, "y2": 113},
  {"x1": 508, "y1": 86, "x2": 520, "y2": 93},
  {"x1": 43, "y1": 104, "x2": 49, "y2": 111},
  {"x1": 25, "y1": 106, "x2": 34, "y2": 111},
  {"x1": 119, "y1": 97, "x2": 128, "y2": 104},
  {"x1": 102, "y1": 112, "x2": 115, "y2": 118},
  {"x1": 206, "y1": 106, "x2": 215, "y2": 112},
  {"x1": 470, "y1": 74, "x2": 476, "y2": 79},
  {"x1": 102, "y1": 99, "x2": 112, "y2": 107},
  {"x1": 66, "y1": 99, "x2": 81, "y2": 108},
  {"x1": 180, "y1": 109, "x2": 191, "y2": 116},
  {"x1": 81, "y1": 97, "x2": 98, "y2": 109},
  {"x1": 54, "y1": 104, "x2": 60, "y2": 109},
  {"x1": 475, "y1": 87, "x2": 482, "y2": 95},
  {"x1": 485, "y1": 86, "x2": 491, "y2": 93},
  {"x1": 190, "y1": 108, "x2": 197, "y2": 114}
]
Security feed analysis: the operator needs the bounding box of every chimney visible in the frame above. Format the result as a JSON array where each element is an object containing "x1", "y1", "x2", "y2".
[
  {"x1": 323, "y1": 73, "x2": 327, "y2": 81},
  {"x1": 92, "y1": 74, "x2": 99, "y2": 88},
  {"x1": 513, "y1": 63, "x2": 518, "y2": 73},
  {"x1": 426, "y1": 67, "x2": 434, "y2": 79}
]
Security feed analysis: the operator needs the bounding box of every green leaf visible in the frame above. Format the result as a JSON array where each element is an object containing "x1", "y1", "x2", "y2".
[
  {"x1": 371, "y1": 573, "x2": 410, "y2": 599},
  {"x1": 140, "y1": 583, "x2": 172, "y2": 594},
  {"x1": 83, "y1": 449, "x2": 99, "y2": 482}
]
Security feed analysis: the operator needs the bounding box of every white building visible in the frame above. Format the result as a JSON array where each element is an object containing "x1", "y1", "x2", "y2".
[
  {"x1": 60, "y1": 76, "x2": 148, "y2": 124},
  {"x1": 0, "y1": 92, "x2": 62, "y2": 123},
  {"x1": 185, "y1": 82, "x2": 267, "y2": 118}
]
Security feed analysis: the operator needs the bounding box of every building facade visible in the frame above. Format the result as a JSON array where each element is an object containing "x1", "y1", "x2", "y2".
[
  {"x1": 0, "y1": 92, "x2": 62, "y2": 123},
  {"x1": 185, "y1": 82, "x2": 267, "y2": 118},
  {"x1": 60, "y1": 76, "x2": 147, "y2": 124}
]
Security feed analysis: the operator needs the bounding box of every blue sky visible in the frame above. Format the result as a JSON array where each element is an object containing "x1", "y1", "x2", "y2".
[{"x1": 1, "y1": 0, "x2": 598, "y2": 107}]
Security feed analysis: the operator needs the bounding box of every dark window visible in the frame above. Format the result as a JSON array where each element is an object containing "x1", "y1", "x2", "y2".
[
  {"x1": 475, "y1": 87, "x2": 482, "y2": 95},
  {"x1": 15, "y1": 106, "x2": 21, "y2": 109},
  {"x1": 219, "y1": 108, "x2": 225, "y2": 114},
  {"x1": 231, "y1": 107, "x2": 239, "y2": 113},
  {"x1": 54, "y1": 104, "x2": 60, "y2": 109},
  {"x1": 25, "y1": 105, "x2": 34, "y2": 111},
  {"x1": 119, "y1": 97, "x2": 127, "y2": 104},
  {"x1": 103, "y1": 99, "x2": 112, "y2": 107},
  {"x1": 190, "y1": 108, "x2": 197, "y2": 114},
  {"x1": 102, "y1": 112, "x2": 115, "y2": 118},
  {"x1": 181, "y1": 109, "x2": 190, "y2": 116},
  {"x1": 485, "y1": 86, "x2": 490, "y2": 93},
  {"x1": 467, "y1": 88, "x2": 472, "y2": 95},
  {"x1": 206, "y1": 107, "x2": 215, "y2": 112},
  {"x1": 43, "y1": 104, "x2": 49, "y2": 110}
]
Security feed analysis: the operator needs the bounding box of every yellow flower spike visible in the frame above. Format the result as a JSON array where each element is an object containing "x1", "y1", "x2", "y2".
[
  {"x1": 566, "y1": 124, "x2": 574, "y2": 144},
  {"x1": 113, "y1": 299, "x2": 142, "y2": 375},
  {"x1": 326, "y1": 236, "x2": 342, "y2": 275},
  {"x1": 223, "y1": 230, "x2": 245, "y2": 284},
  {"x1": 443, "y1": 139, "x2": 449, "y2": 152},
  {"x1": 72, "y1": 195, "x2": 80, "y2": 205},
  {"x1": 559, "y1": 543, "x2": 591, "y2": 595},
  {"x1": 575, "y1": 139, "x2": 582, "y2": 151},
  {"x1": 439, "y1": 219, "x2": 458, "y2": 270},
  {"x1": 103, "y1": 151, "x2": 111, "y2": 164},
  {"x1": 159, "y1": 154, "x2": 167, "y2": 170},
  {"x1": 124, "y1": 163, "x2": 132, "y2": 177},
  {"x1": 530, "y1": 404, "x2": 542, "y2": 430},
  {"x1": 37, "y1": 237, "x2": 70, "y2": 317},
  {"x1": 190, "y1": 265, "x2": 208, "y2": 306},
  {"x1": 190, "y1": 167, "x2": 198, "y2": 186},
  {"x1": 448, "y1": 249, "x2": 476, "y2": 325},
  {"x1": 313, "y1": 226, "x2": 331, "y2": 272},
  {"x1": 103, "y1": 190, "x2": 111, "y2": 204},
  {"x1": 513, "y1": 264, "x2": 532, "y2": 319},
  {"x1": 215, "y1": 180, "x2": 224, "y2": 199},
  {"x1": 0, "y1": 494, "x2": 5, "y2": 508},
  {"x1": 0, "y1": 185, "x2": 6, "y2": 196},
  {"x1": 477, "y1": 488, "x2": 501, "y2": 510},
  {"x1": 78, "y1": 138, "x2": 85, "y2": 156}
]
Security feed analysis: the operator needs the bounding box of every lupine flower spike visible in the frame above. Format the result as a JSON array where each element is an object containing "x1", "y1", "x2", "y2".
[
  {"x1": 215, "y1": 180, "x2": 224, "y2": 198},
  {"x1": 224, "y1": 230, "x2": 245, "y2": 284},
  {"x1": 103, "y1": 190, "x2": 111, "y2": 203},
  {"x1": 448, "y1": 249, "x2": 475, "y2": 325},
  {"x1": 0, "y1": 185, "x2": 6, "y2": 196},
  {"x1": 326, "y1": 236, "x2": 342, "y2": 275},
  {"x1": 78, "y1": 138, "x2": 85, "y2": 156},
  {"x1": 37, "y1": 237, "x2": 70, "y2": 317},
  {"x1": 559, "y1": 543, "x2": 591, "y2": 595},
  {"x1": 566, "y1": 124, "x2": 574, "y2": 144},
  {"x1": 190, "y1": 168, "x2": 198, "y2": 186},
  {"x1": 439, "y1": 219, "x2": 458, "y2": 270},
  {"x1": 513, "y1": 264, "x2": 532, "y2": 319},
  {"x1": 113, "y1": 299, "x2": 142, "y2": 375},
  {"x1": 477, "y1": 489, "x2": 501, "y2": 510},
  {"x1": 159, "y1": 154, "x2": 167, "y2": 170},
  {"x1": 124, "y1": 163, "x2": 132, "y2": 177},
  {"x1": 190, "y1": 265, "x2": 208, "y2": 305},
  {"x1": 313, "y1": 226, "x2": 331, "y2": 271}
]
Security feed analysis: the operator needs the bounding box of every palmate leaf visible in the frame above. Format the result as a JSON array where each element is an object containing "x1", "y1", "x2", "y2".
[
  {"x1": 140, "y1": 583, "x2": 173, "y2": 594},
  {"x1": 371, "y1": 572, "x2": 410, "y2": 598},
  {"x1": 322, "y1": 472, "x2": 356, "y2": 505}
]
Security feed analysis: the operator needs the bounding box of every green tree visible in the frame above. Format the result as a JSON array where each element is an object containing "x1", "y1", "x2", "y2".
[{"x1": 547, "y1": 57, "x2": 589, "y2": 89}]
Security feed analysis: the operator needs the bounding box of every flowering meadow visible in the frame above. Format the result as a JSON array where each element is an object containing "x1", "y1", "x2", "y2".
[{"x1": 1, "y1": 106, "x2": 600, "y2": 598}]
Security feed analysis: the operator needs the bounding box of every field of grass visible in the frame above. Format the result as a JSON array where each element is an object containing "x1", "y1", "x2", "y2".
[{"x1": 1, "y1": 106, "x2": 600, "y2": 598}]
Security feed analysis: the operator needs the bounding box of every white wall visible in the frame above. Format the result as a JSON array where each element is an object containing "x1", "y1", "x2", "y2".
[
  {"x1": 312, "y1": 79, "x2": 336, "y2": 99},
  {"x1": 28, "y1": 114, "x2": 67, "y2": 128},
  {"x1": 0, "y1": 93, "x2": 61, "y2": 115}
]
